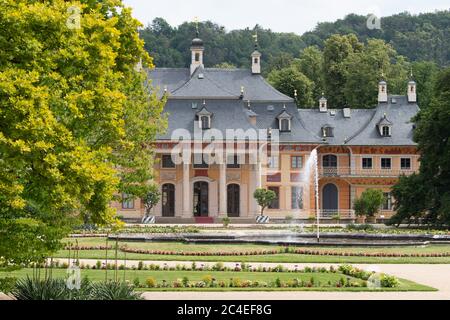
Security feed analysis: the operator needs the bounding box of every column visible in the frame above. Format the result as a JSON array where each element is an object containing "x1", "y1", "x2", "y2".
[
  {"x1": 182, "y1": 163, "x2": 191, "y2": 217},
  {"x1": 218, "y1": 163, "x2": 227, "y2": 217},
  {"x1": 249, "y1": 157, "x2": 262, "y2": 217}
]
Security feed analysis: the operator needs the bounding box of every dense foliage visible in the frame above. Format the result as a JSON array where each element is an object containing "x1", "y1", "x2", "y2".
[
  {"x1": 353, "y1": 189, "x2": 385, "y2": 217},
  {"x1": 0, "y1": 0, "x2": 165, "y2": 267},
  {"x1": 141, "y1": 11, "x2": 450, "y2": 70},
  {"x1": 390, "y1": 68, "x2": 450, "y2": 226}
]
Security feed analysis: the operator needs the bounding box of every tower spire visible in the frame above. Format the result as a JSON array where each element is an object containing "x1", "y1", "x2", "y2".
[
  {"x1": 190, "y1": 17, "x2": 204, "y2": 76},
  {"x1": 251, "y1": 31, "x2": 261, "y2": 75}
]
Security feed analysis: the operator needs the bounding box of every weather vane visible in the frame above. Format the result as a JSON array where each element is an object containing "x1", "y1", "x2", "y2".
[
  {"x1": 194, "y1": 16, "x2": 199, "y2": 36},
  {"x1": 252, "y1": 30, "x2": 258, "y2": 49}
]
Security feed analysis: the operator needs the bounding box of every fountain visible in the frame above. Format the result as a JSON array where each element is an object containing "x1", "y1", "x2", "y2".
[{"x1": 298, "y1": 148, "x2": 320, "y2": 242}]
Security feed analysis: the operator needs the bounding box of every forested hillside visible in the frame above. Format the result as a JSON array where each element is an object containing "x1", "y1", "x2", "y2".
[
  {"x1": 140, "y1": 11, "x2": 450, "y2": 108},
  {"x1": 140, "y1": 11, "x2": 450, "y2": 69}
]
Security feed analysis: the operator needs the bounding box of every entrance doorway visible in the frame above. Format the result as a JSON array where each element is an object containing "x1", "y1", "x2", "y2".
[
  {"x1": 193, "y1": 181, "x2": 209, "y2": 217},
  {"x1": 322, "y1": 183, "x2": 338, "y2": 216},
  {"x1": 227, "y1": 184, "x2": 240, "y2": 217},
  {"x1": 161, "y1": 184, "x2": 175, "y2": 217}
]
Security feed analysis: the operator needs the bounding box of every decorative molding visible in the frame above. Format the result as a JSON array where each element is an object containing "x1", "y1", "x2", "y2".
[
  {"x1": 227, "y1": 172, "x2": 241, "y2": 181},
  {"x1": 160, "y1": 171, "x2": 176, "y2": 181}
]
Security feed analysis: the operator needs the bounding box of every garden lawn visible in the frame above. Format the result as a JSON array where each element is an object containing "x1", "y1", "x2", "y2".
[
  {"x1": 0, "y1": 269, "x2": 435, "y2": 292},
  {"x1": 57, "y1": 238, "x2": 450, "y2": 264}
]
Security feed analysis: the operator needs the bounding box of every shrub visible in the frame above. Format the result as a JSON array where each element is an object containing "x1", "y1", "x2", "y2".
[
  {"x1": 201, "y1": 275, "x2": 213, "y2": 286},
  {"x1": 182, "y1": 277, "x2": 189, "y2": 288},
  {"x1": 172, "y1": 279, "x2": 183, "y2": 288},
  {"x1": 0, "y1": 277, "x2": 17, "y2": 293},
  {"x1": 274, "y1": 277, "x2": 283, "y2": 288},
  {"x1": 133, "y1": 278, "x2": 140, "y2": 287},
  {"x1": 230, "y1": 278, "x2": 242, "y2": 287},
  {"x1": 212, "y1": 262, "x2": 224, "y2": 271},
  {"x1": 380, "y1": 274, "x2": 400, "y2": 288},
  {"x1": 89, "y1": 281, "x2": 142, "y2": 300},
  {"x1": 346, "y1": 223, "x2": 375, "y2": 231},
  {"x1": 12, "y1": 277, "x2": 69, "y2": 300},
  {"x1": 137, "y1": 261, "x2": 144, "y2": 270},
  {"x1": 145, "y1": 277, "x2": 157, "y2": 288},
  {"x1": 222, "y1": 217, "x2": 231, "y2": 227}
]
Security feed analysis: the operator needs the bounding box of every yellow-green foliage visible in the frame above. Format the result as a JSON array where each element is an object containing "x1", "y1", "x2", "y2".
[
  {"x1": 0, "y1": 0, "x2": 166, "y2": 267},
  {"x1": 145, "y1": 277, "x2": 157, "y2": 288}
]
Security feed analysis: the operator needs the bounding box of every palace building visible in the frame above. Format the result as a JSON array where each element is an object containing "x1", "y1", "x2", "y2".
[{"x1": 112, "y1": 34, "x2": 420, "y2": 223}]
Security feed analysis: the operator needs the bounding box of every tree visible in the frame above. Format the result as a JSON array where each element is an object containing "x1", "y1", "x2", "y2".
[
  {"x1": 389, "y1": 174, "x2": 430, "y2": 226},
  {"x1": 353, "y1": 189, "x2": 384, "y2": 217},
  {"x1": 213, "y1": 62, "x2": 237, "y2": 69},
  {"x1": 294, "y1": 46, "x2": 324, "y2": 101},
  {"x1": 411, "y1": 61, "x2": 439, "y2": 109},
  {"x1": 323, "y1": 34, "x2": 363, "y2": 107},
  {"x1": 267, "y1": 66, "x2": 314, "y2": 107},
  {"x1": 143, "y1": 185, "x2": 161, "y2": 217},
  {"x1": 0, "y1": 0, "x2": 165, "y2": 267},
  {"x1": 343, "y1": 39, "x2": 409, "y2": 108},
  {"x1": 253, "y1": 188, "x2": 277, "y2": 216}
]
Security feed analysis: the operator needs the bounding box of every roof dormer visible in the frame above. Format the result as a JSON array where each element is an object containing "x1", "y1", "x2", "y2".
[
  {"x1": 377, "y1": 113, "x2": 392, "y2": 137},
  {"x1": 277, "y1": 106, "x2": 292, "y2": 132},
  {"x1": 196, "y1": 103, "x2": 212, "y2": 130},
  {"x1": 321, "y1": 124, "x2": 334, "y2": 138}
]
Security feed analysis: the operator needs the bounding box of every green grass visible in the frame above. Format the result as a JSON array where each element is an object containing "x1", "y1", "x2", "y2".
[
  {"x1": 0, "y1": 269, "x2": 435, "y2": 292},
  {"x1": 59, "y1": 238, "x2": 450, "y2": 264},
  {"x1": 53, "y1": 250, "x2": 450, "y2": 264}
]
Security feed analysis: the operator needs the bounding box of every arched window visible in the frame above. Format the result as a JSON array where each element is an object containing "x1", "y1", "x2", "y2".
[
  {"x1": 195, "y1": 52, "x2": 200, "y2": 62},
  {"x1": 254, "y1": 58, "x2": 258, "y2": 64}
]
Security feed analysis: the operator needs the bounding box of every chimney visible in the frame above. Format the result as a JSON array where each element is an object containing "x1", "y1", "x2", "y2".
[
  {"x1": 378, "y1": 80, "x2": 388, "y2": 103},
  {"x1": 319, "y1": 95, "x2": 327, "y2": 112},
  {"x1": 407, "y1": 80, "x2": 417, "y2": 103}
]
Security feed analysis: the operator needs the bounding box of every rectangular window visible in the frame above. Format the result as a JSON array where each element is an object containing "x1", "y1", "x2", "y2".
[
  {"x1": 291, "y1": 156, "x2": 303, "y2": 169},
  {"x1": 401, "y1": 158, "x2": 411, "y2": 170},
  {"x1": 226, "y1": 155, "x2": 240, "y2": 169},
  {"x1": 161, "y1": 154, "x2": 175, "y2": 168},
  {"x1": 291, "y1": 186, "x2": 303, "y2": 209},
  {"x1": 193, "y1": 154, "x2": 209, "y2": 168},
  {"x1": 268, "y1": 186, "x2": 279, "y2": 209},
  {"x1": 362, "y1": 157, "x2": 373, "y2": 169},
  {"x1": 268, "y1": 156, "x2": 279, "y2": 169},
  {"x1": 122, "y1": 193, "x2": 134, "y2": 209},
  {"x1": 382, "y1": 192, "x2": 392, "y2": 210},
  {"x1": 381, "y1": 158, "x2": 391, "y2": 169}
]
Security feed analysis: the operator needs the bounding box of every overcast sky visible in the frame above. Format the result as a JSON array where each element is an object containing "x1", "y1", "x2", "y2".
[{"x1": 123, "y1": 0, "x2": 449, "y2": 34}]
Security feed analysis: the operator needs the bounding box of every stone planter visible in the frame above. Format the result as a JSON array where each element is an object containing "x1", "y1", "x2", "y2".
[
  {"x1": 366, "y1": 216, "x2": 376, "y2": 224},
  {"x1": 356, "y1": 216, "x2": 366, "y2": 224}
]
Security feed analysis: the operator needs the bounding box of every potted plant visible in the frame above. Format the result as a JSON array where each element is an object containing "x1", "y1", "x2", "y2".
[
  {"x1": 285, "y1": 214, "x2": 293, "y2": 224},
  {"x1": 142, "y1": 185, "x2": 161, "y2": 224},
  {"x1": 222, "y1": 216, "x2": 230, "y2": 228},
  {"x1": 253, "y1": 188, "x2": 276, "y2": 224},
  {"x1": 353, "y1": 189, "x2": 384, "y2": 224}
]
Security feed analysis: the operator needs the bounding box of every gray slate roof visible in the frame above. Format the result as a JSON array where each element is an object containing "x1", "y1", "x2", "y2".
[
  {"x1": 149, "y1": 67, "x2": 418, "y2": 146},
  {"x1": 148, "y1": 67, "x2": 294, "y2": 102},
  {"x1": 298, "y1": 95, "x2": 418, "y2": 146}
]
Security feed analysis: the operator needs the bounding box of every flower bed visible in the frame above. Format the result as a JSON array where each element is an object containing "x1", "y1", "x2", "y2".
[{"x1": 65, "y1": 245, "x2": 450, "y2": 258}]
